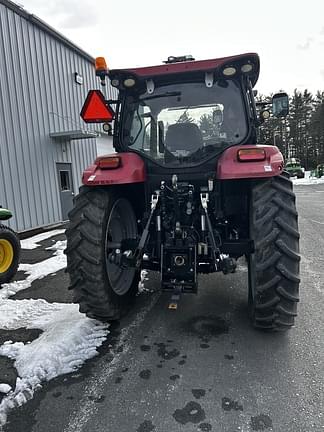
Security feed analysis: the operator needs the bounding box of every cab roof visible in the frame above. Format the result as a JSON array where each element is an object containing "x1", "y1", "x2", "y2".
[{"x1": 109, "y1": 52, "x2": 260, "y2": 88}]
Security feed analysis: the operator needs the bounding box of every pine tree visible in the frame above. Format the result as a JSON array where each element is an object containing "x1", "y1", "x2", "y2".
[
  {"x1": 310, "y1": 91, "x2": 324, "y2": 167},
  {"x1": 177, "y1": 110, "x2": 194, "y2": 123},
  {"x1": 199, "y1": 113, "x2": 213, "y2": 135},
  {"x1": 287, "y1": 90, "x2": 314, "y2": 168}
]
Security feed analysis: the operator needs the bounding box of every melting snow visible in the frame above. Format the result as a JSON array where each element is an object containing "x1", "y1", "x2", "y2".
[
  {"x1": 0, "y1": 385, "x2": 11, "y2": 394},
  {"x1": 0, "y1": 241, "x2": 67, "y2": 300},
  {"x1": 293, "y1": 177, "x2": 324, "y2": 185},
  {"x1": 0, "y1": 237, "x2": 110, "y2": 427},
  {"x1": 292, "y1": 171, "x2": 324, "y2": 185},
  {"x1": 138, "y1": 270, "x2": 154, "y2": 293},
  {"x1": 20, "y1": 229, "x2": 65, "y2": 249}
]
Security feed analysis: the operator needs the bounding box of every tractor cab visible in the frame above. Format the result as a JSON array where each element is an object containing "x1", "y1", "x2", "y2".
[
  {"x1": 83, "y1": 53, "x2": 288, "y2": 169},
  {"x1": 108, "y1": 53, "x2": 259, "y2": 167}
]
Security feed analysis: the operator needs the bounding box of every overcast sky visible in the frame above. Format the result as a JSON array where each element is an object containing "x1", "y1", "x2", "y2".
[{"x1": 21, "y1": 0, "x2": 324, "y2": 95}]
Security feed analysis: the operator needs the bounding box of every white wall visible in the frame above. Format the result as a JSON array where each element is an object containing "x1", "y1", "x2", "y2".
[{"x1": 96, "y1": 134, "x2": 115, "y2": 156}]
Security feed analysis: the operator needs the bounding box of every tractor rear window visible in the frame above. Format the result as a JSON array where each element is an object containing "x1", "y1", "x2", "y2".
[{"x1": 122, "y1": 80, "x2": 248, "y2": 165}]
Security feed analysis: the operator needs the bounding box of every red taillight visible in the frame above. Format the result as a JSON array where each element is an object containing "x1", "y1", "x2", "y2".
[
  {"x1": 98, "y1": 156, "x2": 121, "y2": 169},
  {"x1": 237, "y1": 148, "x2": 266, "y2": 162},
  {"x1": 80, "y1": 90, "x2": 114, "y2": 123}
]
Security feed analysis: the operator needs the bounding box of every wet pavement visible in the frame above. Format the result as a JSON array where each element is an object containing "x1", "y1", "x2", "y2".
[{"x1": 1, "y1": 185, "x2": 323, "y2": 432}]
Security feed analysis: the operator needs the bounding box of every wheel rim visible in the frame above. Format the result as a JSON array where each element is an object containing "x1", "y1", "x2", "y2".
[
  {"x1": 0, "y1": 239, "x2": 14, "y2": 273},
  {"x1": 105, "y1": 198, "x2": 137, "y2": 296}
]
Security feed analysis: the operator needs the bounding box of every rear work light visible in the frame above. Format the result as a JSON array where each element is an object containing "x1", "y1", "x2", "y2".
[
  {"x1": 98, "y1": 156, "x2": 121, "y2": 169},
  {"x1": 237, "y1": 148, "x2": 266, "y2": 162}
]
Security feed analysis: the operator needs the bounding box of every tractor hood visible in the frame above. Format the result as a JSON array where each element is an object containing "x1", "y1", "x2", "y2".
[
  {"x1": 109, "y1": 53, "x2": 260, "y2": 90},
  {"x1": 0, "y1": 208, "x2": 12, "y2": 220}
]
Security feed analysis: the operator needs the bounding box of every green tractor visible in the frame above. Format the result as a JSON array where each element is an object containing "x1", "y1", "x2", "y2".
[
  {"x1": 0, "y1": 207, "x2": 21, "y2": 285},
  {"x1": 311, "y1": 163, "x2": 324, "y2": 178},
  {"x1": 285, "y1": 158, "x2": 305, "y2": 178}
]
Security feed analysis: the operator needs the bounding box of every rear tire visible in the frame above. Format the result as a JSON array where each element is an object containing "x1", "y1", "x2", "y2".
[
  {"x1": 0, "y1": 225, "x2": 21, "y2": 285},
  {"x1": 65, "y1": 186, "x2": 140, "y2": 321},
  {"x1": 248, "y1": 174, "x2": 300, "y2": 331}
]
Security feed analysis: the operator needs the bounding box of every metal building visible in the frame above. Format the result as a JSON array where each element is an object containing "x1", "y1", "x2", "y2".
[{"x1": 0, "y1": 0, "x2": 116, "y2": 232}]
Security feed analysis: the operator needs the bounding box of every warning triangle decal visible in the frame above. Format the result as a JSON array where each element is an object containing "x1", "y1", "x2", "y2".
[{"x1": 80, "y1": 90, "x2": 115, "y2": 123}]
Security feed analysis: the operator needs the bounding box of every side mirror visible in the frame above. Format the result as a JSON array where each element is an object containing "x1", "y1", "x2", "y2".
[
  {"x1": 272, "y1": 92, "x2": 289, "y2": 118},
  {"x1": 213, "y1": 108, "x2": 223, "y2": 124}
]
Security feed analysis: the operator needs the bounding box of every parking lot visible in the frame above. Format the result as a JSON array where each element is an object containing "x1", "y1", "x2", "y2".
[{"x1": 0, "y1": 182, "x2": 323, "y2": 432}]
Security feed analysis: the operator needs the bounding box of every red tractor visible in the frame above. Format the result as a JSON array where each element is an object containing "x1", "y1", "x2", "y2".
[{"x1": 65, "y1": 53, "x2": 300, "y2": 331}]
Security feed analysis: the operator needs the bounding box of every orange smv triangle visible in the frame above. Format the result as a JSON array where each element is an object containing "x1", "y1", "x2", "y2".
[{"x1": 80, "y1": 90, "x2": 115, "y2": 123}]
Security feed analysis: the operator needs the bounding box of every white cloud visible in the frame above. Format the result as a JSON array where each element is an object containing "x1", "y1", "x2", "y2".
[
  {"x1": 297, "y1": 38, "x2": 313, "y2": 50},
  {"x1": 20, "y1": 0, "x2": 324, "y2": 94},
  {"x1": 23, "y1": 0, "x2": 101, "y2": 28}
]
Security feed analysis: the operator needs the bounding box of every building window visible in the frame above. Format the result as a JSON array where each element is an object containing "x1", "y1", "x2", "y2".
[{"x1": 59, "y1": 171, "x2": 71, "y2": 191}]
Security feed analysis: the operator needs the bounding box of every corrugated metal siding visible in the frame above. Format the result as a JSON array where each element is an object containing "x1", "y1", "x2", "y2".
[{"x1": 0, "y1": 2, "x2": 116, "y2": 231}]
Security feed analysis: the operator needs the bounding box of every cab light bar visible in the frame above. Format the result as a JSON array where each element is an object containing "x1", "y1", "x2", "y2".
[{"x1": 237, "y1": 148, "x2": 266, "y2": 162}]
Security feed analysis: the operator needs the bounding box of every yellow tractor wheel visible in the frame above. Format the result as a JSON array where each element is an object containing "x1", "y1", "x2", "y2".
[
  {"x1": 0, "y1": 225, "x2": 21, "y2": 285},
  {"x1": 0, "y1": 239, "x2": 14, "y2": 273}
]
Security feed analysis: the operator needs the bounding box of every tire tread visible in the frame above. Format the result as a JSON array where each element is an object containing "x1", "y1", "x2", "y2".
[
  {"x1": 249, "y1": 174, "x2": 300, "y2": 331},
  {"x1": 65, "y1": 187, "x2": 138, "y2": 321}
]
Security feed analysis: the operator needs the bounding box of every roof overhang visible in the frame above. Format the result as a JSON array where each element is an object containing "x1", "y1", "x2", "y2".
[{"x1": 50, "y1": 130, "x2": 98, "y2": 141}]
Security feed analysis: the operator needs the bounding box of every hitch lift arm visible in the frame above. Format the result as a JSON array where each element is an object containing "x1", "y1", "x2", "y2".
[
  {"x1": 200, "y1": 192, "x2": 236, "y2": 274},
  {"x1": 133, "y1": 193, "x2": 159, "y2": 267}
]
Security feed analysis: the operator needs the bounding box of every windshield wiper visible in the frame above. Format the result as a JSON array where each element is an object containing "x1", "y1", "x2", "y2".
[{"x1": 139, "y1": 91, "x2": 181, "y2": 102}]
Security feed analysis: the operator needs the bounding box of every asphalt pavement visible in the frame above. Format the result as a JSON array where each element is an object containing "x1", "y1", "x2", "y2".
[{"x1": 1, "y1": 184, "x2": 323, "y2": 432}]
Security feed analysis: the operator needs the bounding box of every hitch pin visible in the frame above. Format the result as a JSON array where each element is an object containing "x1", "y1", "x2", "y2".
[
  {"x1": 151, "y1": 192, "x2": 159, "y2": 210},
  {"x1": 200, "y1": 192, "x2": 209, "y2": 209}
]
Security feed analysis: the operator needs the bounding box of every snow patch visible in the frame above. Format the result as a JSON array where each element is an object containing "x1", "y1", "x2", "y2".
[
  {"x1": 46, "y1": 240, "x2": 67, "y2": 254},
  {"x1": 236, "y1": 264, "x2": 248, "y2": 273},
  {"x1": 293, "y1": 176, "x2": 324, "y2": 185},
  {"x1": 0, "y1": 299, "x2": 109, "y2": 427},
  {"x1": 0, "y1": 236, "x2": 109, "y2": 427},
  {"x1": 0, "y1": 385, "x2": 11, "y2": 394},
  {"x1": 63, "y1": 292, "x2": 160, "y2": 432},
  {"x1": 138, "y1": 270, "x2": 153, "y2": 293},
  {"x1": 0, "y1": 240, "x2": 67, "y2": 300},
  {"x1": 20, "y1": 230, "x2": 65, "y2": 250}
]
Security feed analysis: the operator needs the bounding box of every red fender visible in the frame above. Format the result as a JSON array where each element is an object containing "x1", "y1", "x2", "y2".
[
  {"x1": 216, "y1": 145, "x2": 284, "y2": 180},
  {"x1": 82, "y1": 152, "x2": 146, "y2": 186}
]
